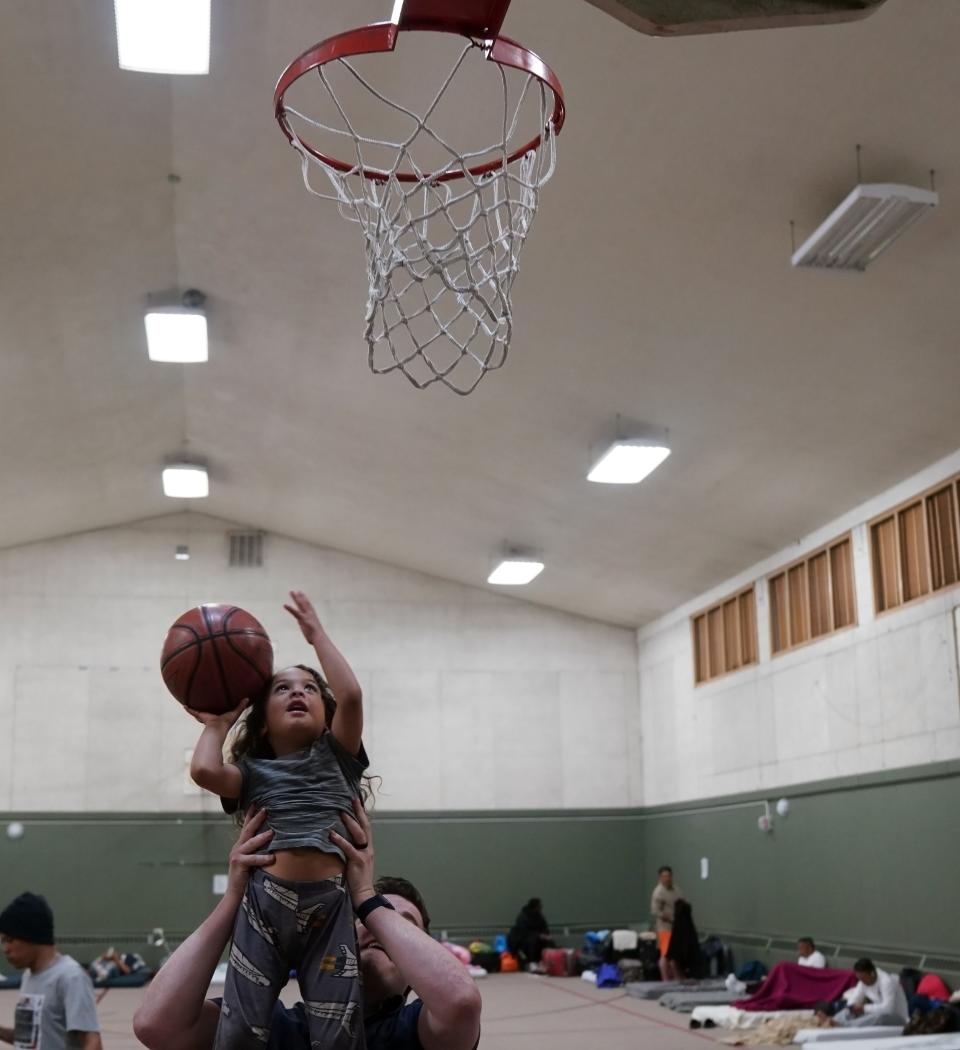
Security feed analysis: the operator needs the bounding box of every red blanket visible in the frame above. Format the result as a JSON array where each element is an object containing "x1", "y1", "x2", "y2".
[{"x1": 734, "y1": 962, "x2": 857, "y2": 1011}]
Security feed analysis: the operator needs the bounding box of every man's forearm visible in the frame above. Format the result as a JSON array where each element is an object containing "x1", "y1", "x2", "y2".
[
  {"x1": 133, "y1": 890, "x2": 240, "y2": 1045},
  {"x1": 0, "y1": 1025, "x2": 14, "y2": 1044},
  {"x1": 363, "y1": 907, "x2": 480, "y2": 1046}
]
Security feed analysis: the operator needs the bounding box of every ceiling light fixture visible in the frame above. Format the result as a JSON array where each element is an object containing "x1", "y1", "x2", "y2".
[
  {"x1": 791, "y1": 183, "x2": 938, "y2": 272},
  {"x1": 488, "y1": 557, "x2": 544, "y2": 586},
  {"x1": 588, "y1": 425, "x2": 671, "y2": 485},
  {"x1": 115, "y1": 0, "x2": 211, "y2": 75},
  {"x1": 162, "y1": 464, "x2": 209, "y2": 499},
  {"x1": 145, "y1": 290, "x2": 208, "y2": 362}
]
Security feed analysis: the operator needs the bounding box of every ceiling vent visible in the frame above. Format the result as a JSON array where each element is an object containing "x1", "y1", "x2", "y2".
[
  {"x1": 229, "y1": 531, "x2": 264, "y2": 568},
  {"x1": 791, "y1": 183, "x2": 938, "y2": 272}
]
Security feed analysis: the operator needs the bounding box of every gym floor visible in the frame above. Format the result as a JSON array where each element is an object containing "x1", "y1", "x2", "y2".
[{"x1": 1, "y1": 975, "x2": 731, "y2": 1049}]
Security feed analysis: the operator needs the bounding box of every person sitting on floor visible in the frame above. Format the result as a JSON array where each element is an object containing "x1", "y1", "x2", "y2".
[
  {"x1": 506, "y1": 898, "x2": 556, "y2": 971},
  {"x1": 797, "y1": 937, "x2": 826, "y2": 969},
  {"x1": 819, "y1": 957, "x2": 908, "y2": 1028}
]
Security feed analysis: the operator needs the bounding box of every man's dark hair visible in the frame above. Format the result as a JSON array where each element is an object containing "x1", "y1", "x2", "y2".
[
  {"x1": 853, "y1": 957, "x2": 876, "y2": 974},
  {"x1": 798, "y1": 937, "x2": 816, "y2": 949},
  {"x1": 658, "y1": 865, "x2": 673, "y2": 875},
  {"x1": 375, "y1": 875, "x2": 431, "y2": 932}
]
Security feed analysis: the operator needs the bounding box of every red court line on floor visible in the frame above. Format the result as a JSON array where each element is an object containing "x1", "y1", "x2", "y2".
[{"x1": 528, "y1": 979, "x2": 719, "y2": 1043}]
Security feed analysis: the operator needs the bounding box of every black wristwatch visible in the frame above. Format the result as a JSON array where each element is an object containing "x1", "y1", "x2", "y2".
[{"x1": 356, "y1": 894, "x2": 396, "y2": 924}]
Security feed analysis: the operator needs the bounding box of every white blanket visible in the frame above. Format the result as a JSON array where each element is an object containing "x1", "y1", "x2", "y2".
[
  {"x1": 611, "y1": 929, "x2": 638, "y2": 951},
  {"x1": 690, "y1": 1005, "x2": 814, "y2": 1030},
  {"x1": 794, "y1": 1029, "x2": 905, "y2": 1044},
  {"x1": 804, "y1": 1037, "x2": 960, "y2": 1050}
]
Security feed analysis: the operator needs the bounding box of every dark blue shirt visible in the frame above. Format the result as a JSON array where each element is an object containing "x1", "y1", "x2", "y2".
[{"x1": 266, "y1": 996, "x2": 423, "y2": 1050}]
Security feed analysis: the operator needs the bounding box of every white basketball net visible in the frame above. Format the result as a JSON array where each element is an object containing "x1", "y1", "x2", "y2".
[{"x1": 284, "y1": 40, "x2": 558, "y2": 394}]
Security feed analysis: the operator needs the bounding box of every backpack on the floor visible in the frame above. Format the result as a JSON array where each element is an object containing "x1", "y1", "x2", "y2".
[{"x1": 597, "y1": 962, "x2": 621, "y2": 988}]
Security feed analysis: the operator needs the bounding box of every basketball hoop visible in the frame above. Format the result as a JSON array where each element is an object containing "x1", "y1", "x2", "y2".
[{"x1": 274, "y1": 0, "x2": 565, "y2": 394}]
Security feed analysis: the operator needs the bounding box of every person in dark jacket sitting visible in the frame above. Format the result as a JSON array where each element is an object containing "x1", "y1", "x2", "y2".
[
  {"x1": 666, "y1": 899, "x2": 703, "y2": 979},
  {"x1": 507, "y1": 898, "x2": 556, "y2": 969}
]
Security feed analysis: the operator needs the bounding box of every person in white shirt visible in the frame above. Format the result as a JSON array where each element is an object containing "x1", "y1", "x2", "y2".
[
  {"x1": 797, "y1": 937, "x2": 827, "y2": 969},
  {"x1": 830, "y1": 958, "x2": 908, "y2": 1028}
]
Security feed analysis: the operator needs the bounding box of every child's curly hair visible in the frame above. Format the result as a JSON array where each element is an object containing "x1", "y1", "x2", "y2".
[
  {"x1": 225, "y1": 664, "x2": 376, "y2": 822},
  {"x1": 228, "y1": 664, "x2": 336, "y2": 764}
]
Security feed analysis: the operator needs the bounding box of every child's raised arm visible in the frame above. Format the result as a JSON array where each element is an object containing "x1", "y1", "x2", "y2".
[
  {"x1": 284, "y1": 590, "x2": 363, "y2": 756},
  {"x1": 187, "y1": 700, "x2": 248, "y2": 798}
]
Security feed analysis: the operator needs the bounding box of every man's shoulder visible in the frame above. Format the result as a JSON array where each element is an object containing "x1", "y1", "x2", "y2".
[
  {"x1": 25, "y1": 954, "x2": 88, "y2": 990},
  {"x1": 53, "y1": 954, "x2": 94, "y2": 988}
]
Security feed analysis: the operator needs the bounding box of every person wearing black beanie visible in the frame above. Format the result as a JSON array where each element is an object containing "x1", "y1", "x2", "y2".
[
  {"x1": 0, "y1": 892, "x2": 101, "y2": 1049},
  {"x1": 0, "y1": 892, "x2": 54, "y2": 946}
]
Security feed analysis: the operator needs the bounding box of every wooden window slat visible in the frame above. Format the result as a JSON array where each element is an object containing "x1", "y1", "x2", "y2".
[
  {"x1": 898, "y1": 501, "x2": 930, "y2": 602},
  {"x1": 808, "y1": 550, "x2": 831, "y2": 638},
  {"x1": 872, "y1": 516, "x2": 900, "y2": 612},
  {"x1": 723, "y1": 599, "x2": 740, "y2": 670},
  {"x1": 830, "y1": 539, "x2": 856, "y2": 629},
  {"x1": 693, "y1": 615, "x2": 709, "y2": 684},
  {"x1": 926, "y1": 486, "x2": 959, "y2": 592},
  {"x1": 739, "y1": 590, "x2": 757, "y2": 665},
  {"x1": 770, "y1": 573, "x2": 788, "y2": 654},
  {"x1": 788, "y1": 563, "x2": 809, "y2": 646},
  {"x1": 707, "y1": 606, "x2": 724, "y2": 678}
]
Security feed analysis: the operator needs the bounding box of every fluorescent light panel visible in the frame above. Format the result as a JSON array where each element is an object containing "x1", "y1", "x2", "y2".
[
  {"x1": 791, "y1": 183, "x2": 938, "y2": 272},
  {"x1": 488, "y1": 560, "x2": 544, "y2": 586},
  {"x1": 588, "y1": 441, "x2": 670, "y2": 484},
  {"x1": 115, "y1": 0, "x2": 211, "y2": 75},
  {"x1": 162, "y1": 465, "x2": 209, "y2": 498},
  {"x1": 145, "y1": 310, "x2": 208, "y2": 362}
]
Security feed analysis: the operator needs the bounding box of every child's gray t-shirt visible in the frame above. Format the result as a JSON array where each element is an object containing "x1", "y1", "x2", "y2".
[
  {"x1": 230, "y1": 732, "x2": 368, "y2": 858},
  {"x1": 15, "y1": 954, "x2": 99, "y2": 1050}
]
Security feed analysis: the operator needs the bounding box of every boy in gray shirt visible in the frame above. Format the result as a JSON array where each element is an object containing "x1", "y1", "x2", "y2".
[{"x1": 0, "y1": 892, "x2": 101, "y2": 1050}]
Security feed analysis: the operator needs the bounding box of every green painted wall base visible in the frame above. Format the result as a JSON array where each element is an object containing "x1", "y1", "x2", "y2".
[{"x1": 1, "y1": 761, "x2": 957, "y2": 976}]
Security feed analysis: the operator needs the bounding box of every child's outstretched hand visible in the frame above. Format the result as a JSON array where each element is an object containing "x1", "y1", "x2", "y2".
[
  {"x1": 184, "y1": 696, "x2": 250, "y2": 730},
  {"x1": 284, "y1": 589, "x2": 323, "y2": 645}
]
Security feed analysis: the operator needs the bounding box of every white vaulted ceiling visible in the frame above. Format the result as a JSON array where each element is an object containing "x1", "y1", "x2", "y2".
[{"x1": 1, "y1": 0, "x2": 959, "y2": 626}]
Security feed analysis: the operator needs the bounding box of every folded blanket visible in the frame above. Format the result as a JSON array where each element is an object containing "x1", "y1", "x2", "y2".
[
  {"x1": 735, "y1": 962, "x2": 856, "y2": 1012},
  {"x1": 690, "y1": 1006, "x2": 814, "y2": 1031},
  {"x1": 794, "y1": 1027, "x2": 906, "y2": 1044},
  {"x1": 801, "y1": 1037, "x2": 960, "y2": 1050},
  {"x1": 627, "y1": 979, "x2": 727, "y2": 1000},
  {"x1": 611, "y1": 929, "x2": 638, "y2": 951},
  {"x1": 661, "y1": 990, "x2": 740, "y2": 1011}
]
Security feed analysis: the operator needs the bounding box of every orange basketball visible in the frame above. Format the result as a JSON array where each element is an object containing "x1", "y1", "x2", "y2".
[{"x1": 161, "y1": 604, "x2": 273, "y2": 714}]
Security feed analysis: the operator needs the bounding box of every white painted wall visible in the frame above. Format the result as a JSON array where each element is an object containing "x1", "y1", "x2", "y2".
[
  {"x1": 0, "y1": 513, "x2": 640, "y2": 813},
  {"x1": 637, "y1": 449, "x2": 960, "y2": 806}
]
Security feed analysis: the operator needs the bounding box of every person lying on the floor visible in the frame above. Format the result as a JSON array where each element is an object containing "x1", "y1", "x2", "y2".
[
  {"x1": 797, "y1": 938, "x2": 826, "y2": 969},
  {"x1": 818, "y1": 957, "x2": 908, "y2": 1028},
  {"x1": 88, "y1": 947, "x2": 146, "y2": 984}
]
